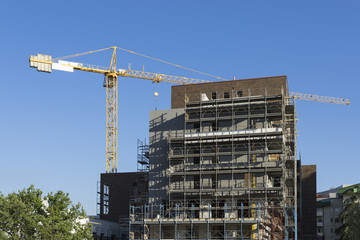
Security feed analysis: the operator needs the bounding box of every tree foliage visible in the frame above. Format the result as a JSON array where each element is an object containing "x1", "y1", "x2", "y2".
[
  {"x1": 0, "y1": 185, "x2": 92, "y2": 239},
  {"x1": 336, "y1": 191, "x2": 360, "y2": 240}
]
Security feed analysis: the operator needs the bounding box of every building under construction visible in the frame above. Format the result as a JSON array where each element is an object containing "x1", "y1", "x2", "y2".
[
  {"x1": 28, "y1": 48, "x2": 338, "y2": 240},
  {"x1": 126, "y1": 76, "x2": 313, "y2": 240}
]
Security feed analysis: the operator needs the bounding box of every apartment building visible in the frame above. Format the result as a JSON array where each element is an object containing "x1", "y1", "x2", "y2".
[
  {"x1": 316, "y1": 184, "x2": 360, "y2": 240},
  {"x1": 130, "y1": 76, "x2": 300, "y2": 239}
]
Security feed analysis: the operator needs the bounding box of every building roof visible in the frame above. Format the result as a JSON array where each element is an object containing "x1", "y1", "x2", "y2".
[
  {"x1": 171, "y1": 75, "x2": 289, "y2": 109},
  {"x1": 337, "y1": 183, "x2": 360, "y2": 196},
  {"x1": 317, "y1": 184, "x2": 352, "y2": 196}
]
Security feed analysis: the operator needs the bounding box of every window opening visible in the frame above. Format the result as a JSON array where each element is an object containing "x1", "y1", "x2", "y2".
[
  {"x1": 212, "y1": 92, "x2": 217, "y2": 100},
  {"x1": 103, "y1": 184, "x2": 109, "y2": 214}
]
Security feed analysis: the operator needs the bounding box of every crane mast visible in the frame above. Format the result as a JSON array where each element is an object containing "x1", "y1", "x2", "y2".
[
  {"x1": 29, "y1": 47, "x2": 350, "y2": 173},
  {"x1": 105, "y1": 48, "x2": 118, "y2": 173}
]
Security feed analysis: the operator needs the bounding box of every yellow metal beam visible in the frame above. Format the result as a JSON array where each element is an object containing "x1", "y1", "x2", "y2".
[
  {"x1": 29, "y1": 59, "x2": 211, "y2": 85},
  {"x1": 120, "y1": 69, "x2": 211, "y2": 85},
  {"x1": 289, "y1": 92, "x2": 350, "y2": 105}
]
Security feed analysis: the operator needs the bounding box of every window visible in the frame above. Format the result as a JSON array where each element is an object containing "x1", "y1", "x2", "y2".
[
  {"x1": 212, "y1": 92, "x2": 217, "y2": 100},
  {"x1": 103, "y1": 184, "x2": 109, "y2": 214},
  {"x1": 212, "y1": 122, "x2": 218, "y2": 131},
  {"x1": 103, "y1": 184, "x2": 109, "y2": 195},
  {"x1": 224, "y1": 92, "x2": 230, "y2": 98},
  {"x1": 274, "y1": 177, "x2": 281, "y2": 187},
  {"x1": 237, "y1": 90, "x2": 243, "y2": 97}
]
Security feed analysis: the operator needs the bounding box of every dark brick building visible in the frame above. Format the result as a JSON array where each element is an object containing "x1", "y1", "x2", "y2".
[
  {"x1": 99, "y1": 172, "x2": 148, "y2": 222},
  {"x1": 300, "y1": 165, "x2": 317, "y2": 239}
]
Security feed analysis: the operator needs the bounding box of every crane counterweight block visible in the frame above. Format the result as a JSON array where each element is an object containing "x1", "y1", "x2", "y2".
[{"x1": 29, "y1": 54, "x2": 52, "y2": 73}]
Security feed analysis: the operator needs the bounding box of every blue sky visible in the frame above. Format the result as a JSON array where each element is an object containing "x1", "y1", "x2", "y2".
[{"x1": 0, "y1": 1, "x2": 359, "y2": 215}]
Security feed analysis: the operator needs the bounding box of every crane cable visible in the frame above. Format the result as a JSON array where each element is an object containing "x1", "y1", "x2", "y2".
[
  {"x1": 115, "y1": 46, "x2": 227, "y2": 81},
  {"x1": 53, "y1": 46, "x2": 226, "y2": 81},
  {"x1": 52, "y1": 47, "x2": 113, "y2": 61}
]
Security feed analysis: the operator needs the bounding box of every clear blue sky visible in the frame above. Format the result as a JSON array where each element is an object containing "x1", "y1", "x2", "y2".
[{"x1": 0, "y1": 1, "x2": 359, "y2": 215}]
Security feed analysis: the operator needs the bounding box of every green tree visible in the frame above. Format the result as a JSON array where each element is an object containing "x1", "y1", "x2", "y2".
[
  {"x1": 0, "y1": 185, "x2": 92, "y2": 239},
  {"x1": 336, "y1": 191, "x2": 360, "y2": 240}
]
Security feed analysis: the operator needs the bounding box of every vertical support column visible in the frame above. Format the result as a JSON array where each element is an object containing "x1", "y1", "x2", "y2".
[
  {"x1": 143, "y1": 205, "x2": 146, "y2": 240},
  {"x1": 168, "y1": 132, "x2": 172, "y2": 211},
  {"x1": 199, "y1": 92, "x2": 203, "y2": 215},
  {"x1": 241, "y1": 202, "x2": 244, "y2": 240},
  {"x1": 207, "y1": 219, "x2": 210, "y2": 240},
  {"x1": 175, "y1": 203, "x2": 179, "y2": 240},
  {"x1": 257, "y1": 203, "x2": 261, "y2": 240},
  {"x1": 264, "y1": 88, "x2": 268, "y2": 204},
  {"x1": 282, "y1": 85, "x2": 298, "y2": 239},
  {"x1": 231, "y1": 90, "x2": 235, "y2": 218},
  {"x1": 208, "y1": 202, "x2": 211, "y2": 219},
  {"x1": 285, "y1": 208, "x2": 289, "y2": 240},
  {"x1": 129, "y1": 205, "x2": 133, "y2": 240},
  {"x1": 207, "y1": 203, "x2": 211, "y2": 240},
  {"x1": 247, "y1": 88, "x2": 252, "y2": 213},
  {"x1": 295, "y1": 207, "x2": 298, "y2": 240},
  {"x1": 191, "y1": 204, "x2": 195, "y2": 219},
  {"x1": 191, "y1": 219, "x2": 193, "y2": 240},
  {"x1": 184, "y1": 94, "x2": 189, "y2": 213},
  {"x1": 175, "y1": 218, "x2": 177, "y2": 240},
  {"x1": 159, "y1": 204, "x2": 163, "y2": 240},
  {"x1": 247, "y1": 88, "x2": 256, "y2": 240},
  {"x1": 294, "y1": 102, "x2": 298, "y2": 240},
  {"x1": 224, "y1": 203, "x2": 227, "y2": 239},
  {"x1": 214, "y1": 91, "x2": 218, "y2": 219}
]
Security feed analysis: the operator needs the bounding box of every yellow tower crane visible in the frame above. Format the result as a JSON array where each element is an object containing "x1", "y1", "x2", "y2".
[
  {"x1": 29, "y1": 46, "x2": 350, "y2": 174},
  {"x1": 29, "y1": 47, "x2": 213, "y2": 173}
]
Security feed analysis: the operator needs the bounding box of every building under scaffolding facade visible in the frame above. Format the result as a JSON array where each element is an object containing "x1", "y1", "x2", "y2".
[{"x1": 129, "y1": 76, "x2": 299, "y2": 239}]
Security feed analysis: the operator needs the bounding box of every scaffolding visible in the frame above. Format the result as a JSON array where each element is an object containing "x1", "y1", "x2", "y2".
[
  {"x1": 129, "y1": 203, "x2": 296, "y2": 240},
  {"x1": 130, "y1": 202, "x2": 264, "y2": 240},
  {"x1": 131, "y1": 87, "x2": 297, "y2": 239},
  {"x1": 138, "y1": 138, "x2": 150, "y2": 172}
]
